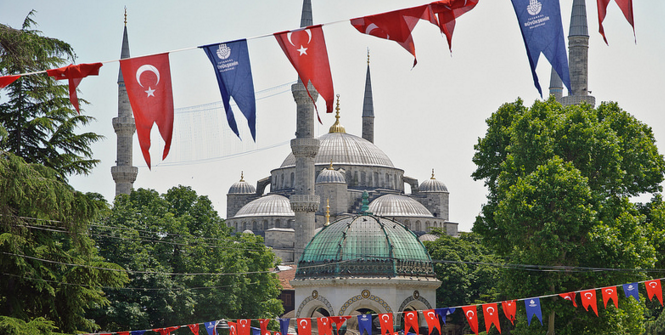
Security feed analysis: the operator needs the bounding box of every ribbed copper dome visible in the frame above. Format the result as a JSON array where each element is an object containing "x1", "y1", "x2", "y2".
[{"x1": 295, "y1": 215, "x2": 435, "y2": 279}]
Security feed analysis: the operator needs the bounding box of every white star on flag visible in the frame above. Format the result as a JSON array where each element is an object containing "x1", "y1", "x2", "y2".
[
  {"x1": 297, "y1": 45, "x2": 308, "y2": 55},
  {"x1": 145, "y1": 87, "x2": 155, "y2": 97}
]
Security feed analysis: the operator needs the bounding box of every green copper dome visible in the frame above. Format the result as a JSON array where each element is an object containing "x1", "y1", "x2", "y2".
[{"x1": 295, "y1": 215, "x2": 435, "y2": 279}]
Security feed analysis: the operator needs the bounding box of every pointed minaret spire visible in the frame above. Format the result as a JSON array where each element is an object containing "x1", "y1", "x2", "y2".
[
  {"x1": 111, "y1": 8, "x2": 138, "y2": 197},
  {"x1": 300, "y1": 0, "x2": 313, "y2": 28},
  {"x1": 362, "y1": 49, "x2": 375, "y2": 143},
  {"x1": 560, "y1": 0, "x2": 595, "y2": 107}
]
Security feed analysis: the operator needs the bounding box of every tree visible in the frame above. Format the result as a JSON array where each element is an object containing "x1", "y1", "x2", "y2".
[
  {"x1": 0, "y1": 11, "x2": 102, "y2": 180},
  {"x1": 0, "y1": 151, "x2": 128, "y2": 334},
  {"x1": 90, "y1": 186, "x2": 284, "y2": 332},
  {"x1": 472, "y1": 98, "x2": 665, "y2": 334}
]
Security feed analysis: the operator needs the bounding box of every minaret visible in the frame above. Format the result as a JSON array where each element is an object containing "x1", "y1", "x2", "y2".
[
  {"x1": 548, "y1": 68, "x2": 563, "y2": 101},
  {"x1": 290, "y1": 0, "x2": 320, "y2": 262},
  {"x1": 560, "y1": 0, "x2": 596, "y2": 106},
  {"x1": 361, "y1": 51, "x2": 375, "y2": 143},
  {"x1": 111, "y1": 9, "x2": 138, "y2": 196}
]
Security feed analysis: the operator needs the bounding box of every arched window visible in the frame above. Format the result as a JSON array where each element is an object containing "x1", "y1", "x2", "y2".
[
  {"x1": 290, "y1": 172, "x2": 295, "y2": 188},
  {"x1": 281, "y1": 174, "x2": 285, "y2": 189},
  {"x1": 242, "y1": 222, "x2": 247, "y2": 230},
  {"x1": 275, "y1": 219, "x2": 281, "y2": 228},
  {"x1": 263, "y1": 220, "x2": 269, "y2": 230},
  {"x1": 252, "y1": 221, "x2": 257, "y2": 230},
  {"x1": 361, "y1": 171, "x2": 366, "y2": 185},
  {"x1": 415, "y1": 221, "x2": 421, "y2": 231}
]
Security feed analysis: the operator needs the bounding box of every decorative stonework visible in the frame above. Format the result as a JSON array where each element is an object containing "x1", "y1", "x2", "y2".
[
  {"x1": 290, "y1": 195, "x2": 321, "y2": 212},
  {"x1": 412, "y1": 290, "x2": 420, "y2": 299},
  {"x1": 361, "y1": 289, "x2": 371, "y2": 299},
  {"x1": 338, "y1": 293, "x2": 392, "y2": 316},
  {"x1": 398, "y1": 295, "x2": 432, "y2": 312},
  {"x1": 291, "y1": 138, "x2": 320, "y2": 158},
  {"x1": 296, "y1": 294, "x2": 334, "y2": 318}
]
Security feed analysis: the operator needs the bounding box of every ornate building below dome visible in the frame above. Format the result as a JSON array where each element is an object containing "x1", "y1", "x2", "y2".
[{"x1": 225, "y1": 55, "x2": 458, "y2": 264}]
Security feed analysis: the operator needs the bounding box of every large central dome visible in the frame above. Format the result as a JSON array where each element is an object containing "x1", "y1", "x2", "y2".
[
  {"x1": 280, "y1": 132, "x2": 394, "y2": 168},
  {"x1": 295, "y1": 214, "x2": 435, "y2": 279}
]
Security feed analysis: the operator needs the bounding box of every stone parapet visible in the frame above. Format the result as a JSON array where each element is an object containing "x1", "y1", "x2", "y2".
[
  {"x1": 290, "y1": 194, "x2": 320, "y2": 212},
  {"x1": 560, "y1": 95, "x2": 596, "y2": 107},
  {"x1": 290, "y1": 138, "x2": 320, "y2": 158}
]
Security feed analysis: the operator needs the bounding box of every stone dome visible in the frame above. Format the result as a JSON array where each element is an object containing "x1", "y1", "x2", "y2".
[
  {"x1": 316, "y1": 167, "x2": 346, "y2": 184},
  {"x1": 233, "y1": 194, "x2": 294, "y2": 218},
  {"x1": 369, "y1": 194, "x2": 433, "y2": 217},
  {"x1": 419, "y1": 172, "x2": 448, "y2": 193},
  {"x1": 228, "y1": 173, "x2": 256, "y2": 194},
  {"x1": 295, "y1": 214, "x2": 435, "y2": 279},
  {"x1": 280, "y1": 132, "x2": 394, "y2": 168}
]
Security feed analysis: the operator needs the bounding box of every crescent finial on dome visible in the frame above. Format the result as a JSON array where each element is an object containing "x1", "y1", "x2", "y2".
[
  {"x1": 328, "y1": 94, "x2": 346, "y2": 133},
  {"x1": 240, "y1": 171, "x2": 245, "y2": 182},
  {"x1": 431, "y1": 168, "x2": 435, "y2": 179},
  {"x1": 124, "y1": 6, "x2": 127, "y2": 26}
]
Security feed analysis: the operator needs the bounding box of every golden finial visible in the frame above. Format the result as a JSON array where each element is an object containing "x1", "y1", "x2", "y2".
[
  {"x1": 124, "y1": 7, "x2": 127, "y2": 26},
  {"x1": 328, "y1": 94, "x2": 346, "y2": 133},
  {"x1": 431, "y1": 169, "x2": 435, "y2": 179},
  {"x1": 367, "y1": 48, "x2": 370, "y2": 65},
  {"x1": 325, "y1": 199, "x2": 331, "y2": 226},
  {"x1": 240, "y1": 171, "x2": 245, "y2": 182},
  {"x1": 329, "y1": 160, "x2": 334, "y2": 170}
]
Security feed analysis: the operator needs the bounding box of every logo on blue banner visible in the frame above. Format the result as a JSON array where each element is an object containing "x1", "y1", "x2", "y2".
[
  {"x1": 525, "y1": 298, "x2": 543, "y2": 326},
  {"x1": 357, "y1": 314, "x2": 372, "y2": 335},
  {"x1": 623, "y1": 282, "x2": 640, "y2": 301},
  {"x1": 511, "y1": 0, "x2": 570, "y2": 96},
  {"x1": 204, "y1": 321, "x2": 219, "y2": 335},
  {"x1": 201, "y1": 39, "x2": 257, "y2": 141}
]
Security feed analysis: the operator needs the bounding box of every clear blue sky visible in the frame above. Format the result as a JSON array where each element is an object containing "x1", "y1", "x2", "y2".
[{"x1": 2, "y1": 1, "x2": 664, "y2": 232}]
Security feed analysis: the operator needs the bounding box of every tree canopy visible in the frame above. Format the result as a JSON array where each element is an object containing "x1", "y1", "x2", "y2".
[
  {"x1": 0, "y1": 11, "x2": 102, "y2": 180},
  {"x1": 472, "y1": 97, "x2": 665, "y2": 334},
  {"x1": 90, "y1": 186, "x2": 284, "y2": 332}
]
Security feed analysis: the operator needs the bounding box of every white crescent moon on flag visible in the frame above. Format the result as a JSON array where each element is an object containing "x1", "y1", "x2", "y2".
[
  {"x1": 564, "y1": 296, "x2": 571, "y2": 300},
  {"x1": 466, "y1": 311, "x2": 474, "y2": 318},
  {"x1": 585, "y1": 292, "x2": 593, "y2": 298},
  {"x1": 136, "y1": 64, "x2": 160, "y2": 88},
  {"x1": 287, "y1": 29, "x2": 312, "y2": 46},
  {"x1": 381, "y1": 315, "x2": 389, "y2": 322},
  {"x1": 300, "y1": 320, "x2": 308, "y2": 328},
  {"x1": 365, "y1": 23, "x2": 379, "y2": 35},
  {"x1": 606, "y1": 289, "x2": 613, "y2": 294},
  {"x1": 427, "y1": 312, "x2": 435, "y2": 318},
  {"x1": 487, "y1": 307, "x2": 494, "y2": 313},
  {"x1": 650, "y1": 282, "x2": 658, "y2": 288}
]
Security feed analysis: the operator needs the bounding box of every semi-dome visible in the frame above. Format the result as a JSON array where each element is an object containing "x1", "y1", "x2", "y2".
[
  {"x1": 369, "y1": 194, "x2": 433, "y2": 217},
  {"x1": 316, "y1": 166, "x2": 346, "y2": 184},
  {"x1": 419, "y1": 170, "x2": 448, "y2": 193},
  {"x1": 233, "y1": 194, "x2": 294, "y2": 218},
  {"x1": 280, "y1": 132, "x2": 394, "y2": 168},
  {"x1": 295, "y1": 214, "x2": 435, "y2": 279},
  {"x1": 228, "y1": 172, "x2": 256, "y2": 194}
]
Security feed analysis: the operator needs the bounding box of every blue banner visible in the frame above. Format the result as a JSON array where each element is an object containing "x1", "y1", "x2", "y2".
[
  {"x1": 201, "y1": 39, "x2": 257, "y2": 141},
  {"x1": 435, "y1": 307, "x2": 456, "y2": 324},
  {"x1": 525, "y1": 297, "x2": 543, "y2": 326},
  {"x1": 623, "y1": 282, "x2": 640, "y2": 301},
  {"x1": 130, "y1": 331, "x2": 146, "y2": 335},
  {"x1": 251, "y1": 326, "x2": 261, "y2": 335},
  {"x1": 357, "y1": 314, "x2": 372, "y2": 335},
  {"x1": 511, "y1": 0, "x2": 571, "y2": 96},
  {"x1": 279, "y1": 318, "x2": 290, "y2": 335},
  {"x1": 204, "y1": 321, "x2": 219, "y2": 335}
]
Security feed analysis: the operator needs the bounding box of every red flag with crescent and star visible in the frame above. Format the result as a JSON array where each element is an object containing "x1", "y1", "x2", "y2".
[
  {"x1": 119, "y1": 53, "x2": 174, "y2": 170},
  {"x1": 228, "y1": 321, "x2": 237, "y2": 335},
  {"x1": 260, "y1": 319, "x2": 271, "y2": 335},
  {"x1": 237, "y1": 319, "x2": 251, "y2": 335},
  {"x1": 274, "y1": 25, "x2": 334, "y2": 123},
  {"x1": 378, "y1": 313, "x2": 394, "y2": 335},
  {"x1": 318, "y1": 317, "x2": 332, "y2": 335},
  {"x1": 580, "y1": 289, "x2": 599, "y2": 316},
  {"x1": 153, "y1": 326, "x2": 180, "y2": 335},
  {"x1": 187, "y1": 324, "x2": 200, "y2": 335},
  {"x1": 461, "y1": 306, "x2": 479, "y2": 335},
  {"x1": 482, "y1": 303, "x2": 501, "y2": 334},
  {"x1": 427, "y1": 0, "x2": 478, "y2": 52},
  {"x1": 330, "y1": 316, "x2": 351, "y2": 334},
  {"x1": 501, "y1": 300, "x2": 516, "y2": 325},
  {"x1": 423, "y1": 309, "x2": 440, "y2": 335},
  {"x1": 646, "y1": 279, "x2": 664, "y2": 306},
  {"x1": 601, "y1": 286, "x2": 619, "y2": 309},
  {"x1": 559, "y1": 292, "x2": 578, "y2": 307},
  {"x1": 597, "y1": 0, "x2": 634, "y2": 44},
  {"x1": 404, "y1": 311, "x2": 419, "y2": 335},
  {"x1": 46, "y1": 62, "x2": 103, "y2": 114},
  {"x1": 0, "y1": 75, "x2": 20, "y2": 89},
  {"x1": 297, "y1": 318, "x2": 312, "y2": 335}
]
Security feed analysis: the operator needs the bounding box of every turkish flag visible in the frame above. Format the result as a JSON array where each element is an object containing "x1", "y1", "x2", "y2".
[
  {"x1": 601, "y1": 286, "x2": 619, "y2": 309},
  {"x1": 318, "y1": 317, "x2": 332, "y2": 335},
  {"x1": 378, "y1": 313, "x2": 394, "y2": 335},
  {"x1": 482, "y1": 303, "x2": 501, "y2": 334},
  {"x1": 0, "y1": 75, "x2": 20, "y2": 89},
  {"x1": 330, "y1": 316, "x2": 351, "y2": 334},
  {"x1": 297, "y1": 318, "x2": 312, "y2": 335},
  {"x1": 597, "y1": 0, "x2": 634, "y2": 44},
  {"x1": 461, "y1": 306, "x2": 478, "y2": 335},
  {"x1": 153, "y1": 326, "x2": 180, "y2": 335},
  {"x1": 646, "y1": 279, "x2": 663, "y2": 306},
  {"x1": 403, "y1": 311, "x2": 418, "y2": 335},
  {"x1": 46, "y1": 62, "x2": 103, "y2": 114},
  {"x1": 260, "y1": 319, "x2": 271, "y2": 335},
  {"x1": 120, "y1": 53, "x2": 174, "y2": 169},
  {"x1": 274, "y1": 25, "x2": 334, "y2": 123},
  {"x1": 501, "y1": 300, "x2": 516, "y2": 325},
  {"x1": 229, "y1": 322, "x2": 238, "y2": 335},
  {"x1": 580, "y1": 289, "x2": 599, "y2": 316},
  {"x1": 559, "y1": 292, "x2": 578, "y2": 307},
  {"x1": 350, "y1": 5, "x2": 432, "y2": 67},
  {"x1": 237, "y1": 319, "x2": 251, "y2": 335},
  {"x1": 427, "y1": 0, "x2": 479, "y2": 52},
  {"x1": 188, "y1": 324, "x2": 200, "y2": 335},
  {"x1": 422, "y1": 309, "x2": 440, "y2": 335}
]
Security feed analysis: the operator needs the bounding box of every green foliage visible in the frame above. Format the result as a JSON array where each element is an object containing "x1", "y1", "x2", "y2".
[
  {"x1": 472, "y1": 97, "x2": 665, "y2": 333},
  {"x1": 0, "y1": 152, "x2": 128, "y2": 334},
  {"x1": 0, "y1": 316, "x2": 58, "y2": 335},
  {"x1": 0, "y1": 11, "x2": 102, "y2": 180},
  {"x1": 90, "y1": 186, "x2": 283, "y2": 332}
]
